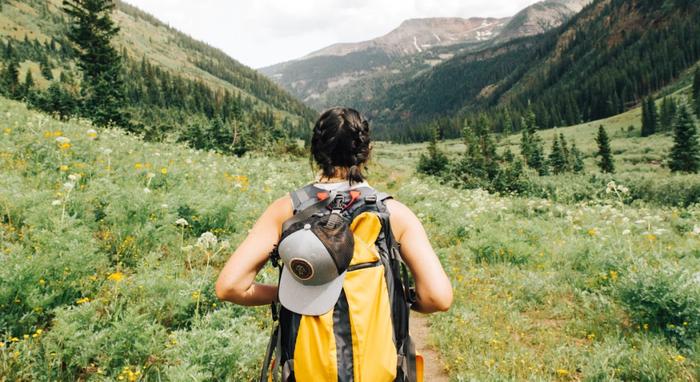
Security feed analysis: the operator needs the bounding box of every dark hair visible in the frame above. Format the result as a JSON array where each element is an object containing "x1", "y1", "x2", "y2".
[{"x1": 311, "y1": 107, "x2": 371, "y2": 185}]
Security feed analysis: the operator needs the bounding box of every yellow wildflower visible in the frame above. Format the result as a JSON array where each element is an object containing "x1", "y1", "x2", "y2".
[
  {"x1": 3, "y1": 128, "x2": 11, "y2": 135},
  {"x1": 10, "y1": 337, "x2": 19, "y2": 342},
  {"x1": 59, "y1": 143, "x2": 71, "y2": 150},
  {"x1": 646, "y1": 234, "x2": 657, "y2": 242},
  {"x1": 161, "y1": 167, "x2": 168, "y2": 175},
  {"x1": 609, "y1": 271, "x2": 618, "y2": 281},
  {"x1": 674, "y1": 355, "x2": 685, "y2": 362},
  {"x1": 0, "y1": 341, "x2": 4, "y2": 347},
  {"x1": 587, "y1": 333, "x2": 596, "y2": 340},
  {"x1": 134, "y1": 162, "x2": 143, "y2": 170},
  {"x1": 587, "y1": 228, "x2": 597, "y2": 237},
  {"x1": 643, "y1": 323, "x2": 649, "y2": 331},
  {"x1": 23, "y1": 334, "x2": 29, "y2": 340},
  {"x1": 35, "y1": 329, "x2": 42, "y2": 335},
  {"x1": 556, "y1": 369, "x2": 570, "y2": 377},
  {"x1": 108, "y1": 272, "x2": 125, "y2": 282},
  {"x1": 76, "y1": 297, "x2": 90, "y2": 304},
  {"x1": 39, "y1": 278, "x2": 45, "y2": 285},
  {"x1": 53, "y1": 130, "x2": 62, "y2": 137},
  {"x1": 59, "y1": 165, "x2": 69, "y2": 172}
]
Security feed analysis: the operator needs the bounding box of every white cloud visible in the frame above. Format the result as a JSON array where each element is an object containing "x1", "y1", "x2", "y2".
[{"x1": 122, "y1": 0, "x2": 540, "y2": 69}]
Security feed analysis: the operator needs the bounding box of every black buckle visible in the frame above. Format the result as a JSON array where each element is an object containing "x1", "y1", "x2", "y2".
[
  {"x1": 365, "y1": 194, "x2": 377, "y2": 204},
  {"x1": 270, "y1": 246, "x2": 281, "y2": 268}
]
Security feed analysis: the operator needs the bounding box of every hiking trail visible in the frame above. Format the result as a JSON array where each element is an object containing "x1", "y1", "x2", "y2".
[{"x1": 410, "y1": 313, "x2": 450, "y2": 382}]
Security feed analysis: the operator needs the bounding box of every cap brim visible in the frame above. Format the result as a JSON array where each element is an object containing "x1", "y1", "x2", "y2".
[{"x1": 278, "y1": 267, "x2": 346, "y2": 316}]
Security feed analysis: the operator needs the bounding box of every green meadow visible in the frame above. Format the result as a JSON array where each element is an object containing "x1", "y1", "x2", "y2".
[{"x1": 1, "y1": 95, "x2": 700, "y2": 381}]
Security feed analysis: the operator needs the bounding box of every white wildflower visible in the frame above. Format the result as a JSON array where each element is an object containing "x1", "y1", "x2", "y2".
[
  {"x1": 220, "y1": 240, "x2": 231, "y2": 250},
  {"x1": 622, "y1": 229, "x2": 631, "y2": 235},
  {"x1": 63, "y1": 182, "x2": 74, "y2": 191},
  {"x1": 86, "y1": 129, "x2": 97, "y2": 140},
  {"x1": 143, "y1": 187, "x2": 151, "y2": 194},
  {"x1": 55, "y1": 136, "x2": 71, "y2": 144},
  {"x1": 175, "y1": 218, "x2": 189, "y2": 227},
  {"x1": 68, "y1": 173, "x2": 81, "y2": 182},
  {"x1": 51, "y1": 200, "x2": 62, "y2": 206},
  {"x1": 196, "y1": 232, "x2": 218, "y2": 249}
]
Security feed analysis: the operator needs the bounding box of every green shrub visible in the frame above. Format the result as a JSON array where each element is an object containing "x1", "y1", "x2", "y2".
[{"x1": 617, "y1": 265, "x2": 700, "y2": 348}]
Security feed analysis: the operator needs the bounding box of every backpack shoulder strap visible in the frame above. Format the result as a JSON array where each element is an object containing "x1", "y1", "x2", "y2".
[{"x1": 290, "y1": 182, "x2": 323, "y2": 214}]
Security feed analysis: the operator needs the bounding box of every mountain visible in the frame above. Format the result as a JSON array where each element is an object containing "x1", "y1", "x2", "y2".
[
  {"x1": 0, "y1": 0, "x2": 316, "y2": 149},
  {"x1": 350, "y1": 0, "x2": 700, "y2": 142},
  {"x1": 260, "y1": 0, "x2": 589, "y2": 110}
]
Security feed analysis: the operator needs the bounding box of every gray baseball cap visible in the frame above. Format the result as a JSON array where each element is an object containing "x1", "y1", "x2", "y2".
[{"x1": 278, "y1": 213, "x2": 354, "y2": 316}]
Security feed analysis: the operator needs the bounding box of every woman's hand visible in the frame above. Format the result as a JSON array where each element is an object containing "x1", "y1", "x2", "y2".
[
  {"x1": 215, "y1": 195, "x2": 293, "y2": 306},
  {"x1": 385, "y1": 199, "x2": 453, "y2": 313}
]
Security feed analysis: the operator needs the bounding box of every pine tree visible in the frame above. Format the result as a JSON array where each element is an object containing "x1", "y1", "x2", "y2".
[
  {"x1": 595, "y1": 125, "x2": 615, "y2": 173},
  {"x1": 570, "y1": 141, "x2": 585, "y2": 173},
  {"x1": 669, "y1": 103, "x2": 700, "y2": 173},
  {"x1": 63, "y1": 0, "x2": 129, "y2": 128},
  {"x1": 641, "y1": 97, "x2": 658, "y2": 137},
  {"x1": 559, "y1": 133, "x2": 570, "y2": 171},
  {"x1": 659, "y1": 96, "x2": 677, "y2": 132},
  {"x1": 417, "y1": 123, "x2": 448, "y2": 176},
  {"x1": 548, "y1": 134, "x2": 567, "y2": 174},
  {"x1": 694, "y1": 67, "x2": 700, "y2": 117},
  {"x1": 1, "y1": 58, "x2": 20, "y2": 99},
  {"x1": 520, "y1": 110, "x2": 547, "y2": 175},
  {"x1": 22, "y1": 69, "x2": 34, "y2": 96}
]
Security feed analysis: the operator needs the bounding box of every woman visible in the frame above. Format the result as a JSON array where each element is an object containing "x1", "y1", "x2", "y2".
[{"x1": 215, "y1": 107, "x2": 452, "y2": 379}]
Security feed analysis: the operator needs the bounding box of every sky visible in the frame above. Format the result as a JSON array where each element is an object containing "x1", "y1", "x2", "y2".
[{"x1": 123, "y1": 0, "x2": 541, "y2": 69}]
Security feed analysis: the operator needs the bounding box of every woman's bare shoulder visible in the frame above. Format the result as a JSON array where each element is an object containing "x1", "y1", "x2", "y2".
[{"x1": 383, "y1": 198, "x2": 420, "y2": 241}]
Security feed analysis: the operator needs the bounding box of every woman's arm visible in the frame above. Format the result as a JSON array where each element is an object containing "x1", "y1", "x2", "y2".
[
  {"x1": 214, "y1": 195, "x2": 293, "y2": 306},
  {"x1": 384, "y1": 199, "x2": 453, "y2": 313}
]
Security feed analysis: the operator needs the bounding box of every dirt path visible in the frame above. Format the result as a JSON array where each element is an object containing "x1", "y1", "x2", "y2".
[{"x1": 410, "y1": 313, "x2": 450, "y2": 382}]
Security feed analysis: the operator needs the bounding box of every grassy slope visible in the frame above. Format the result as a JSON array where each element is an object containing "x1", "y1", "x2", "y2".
[
  {"x1": 0, "y1": 0, "x2": 310, "y2": 123},
  {"x1": 1, "y1": 95, "x2": 699, "y2": 380}
]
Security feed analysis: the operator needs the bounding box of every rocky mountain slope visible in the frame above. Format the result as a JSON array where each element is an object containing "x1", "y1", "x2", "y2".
[{"x1": 260, "y1": 0, "x2": 590, "y2": 109}]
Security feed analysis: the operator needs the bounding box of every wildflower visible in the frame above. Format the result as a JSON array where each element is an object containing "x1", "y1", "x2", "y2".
[
  {"x1": 63, "y1": 182, "x2": 74, "y2": 191},
  {"x1": 691, "y1": 226, "x2": 700, "y2": 236},
  {"x1": 10, "y1": 337, "x2": 19, "y2": 342},
  {"x1": 146, "y1": 172, "x2": 155, "y2": 179},
  {"x1": 35, "y1": 329, "x2": 42, "y2": 335},
  {"x1": 556, "y1": 369, "x2": 569, "y2": 377},
  {"x1": 609, "y1": 271, "x2": 618, "y2": 281},
  {"x1": 645, "y1": 234, "x2": 657, "y2": 242},
  {"x1": 68, "y1": 173, "x2": 81, "y2": 182},
  {"x1": 51, "y1": 200, "x2": 62, "y2": 206},
  {"x1": 622, "y1": 229, "x2": 631, "y2": 235},
  {"x1": 107, "y1": 272, "x2": 125, "y2": 282},
  {"x1": 643, "y1": 323, "x2": 649, "y2": 331},
  {"x1": 76, "y1": 297, "x2": 90, "y2": 304},
  {"x1": 23, "y1": 334, "x2": 29, "y2": 340},
  {"x1": 587, "y1": 228, "x2": 598, "y2": 237},
  {"x1": 674, "y1": 355, "x2": 685, "y2": 362},
  {"x1": 134, "y1": 162, "x2": 143, "y2": 170},
  {"x1": 220, "y1": 240, "x2": 230, "y2": 250},
  {"x1": 100, "y1": 147, "x2": 112, "y2": 155},
  {"x1": 59, "y1": 165, "x2": 69, "y2": 172},
  {"x1": 143, "y1": 187, "x2": 151, "y2": 194},
  {"x1": 0, "y1": 341, "x2": 4, "y2": 347},
  {"x1": 161, "y1": 167, "x2": 168, "y2": 175},
  {"x1": 196, "y1": 231, "x2": 218, "y2": 249},
  {"x1": 587, "y1": 333, "x2": 595, "y2": 340},
  {"x1": 3, "y1": 128, "x2": 11, "y2": 135},
  {"x1": 175, "y1": 218, "x2": 189, "y2": 227},
  {"x1": 191, "y1": 291, "x2": 201, "y2": 299},
  {"x1": 38, "y1": 278, "x2": 45, "y2": 285},
  {"x1": 86, "y1": 129, "x2": 98, "y2": 140}
]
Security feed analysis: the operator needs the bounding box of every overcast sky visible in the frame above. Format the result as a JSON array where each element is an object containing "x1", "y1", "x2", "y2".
[{"x1": 123, "y1": 0, "x2": 541, "y2": 69}]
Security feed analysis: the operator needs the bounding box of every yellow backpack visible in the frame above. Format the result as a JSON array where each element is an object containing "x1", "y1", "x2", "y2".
[{"x1": 260, "y1": 184, "x2": 420, "y2": 382}]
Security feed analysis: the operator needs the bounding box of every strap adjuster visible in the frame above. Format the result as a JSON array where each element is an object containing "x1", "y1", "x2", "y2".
[{"x1": 365, "y1": 194, "x2": 377, "y2": 204}]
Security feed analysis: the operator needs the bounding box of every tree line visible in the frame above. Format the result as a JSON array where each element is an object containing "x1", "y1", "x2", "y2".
[{"x1": 0, "y1": 0, "x2": 313, "y2": 156}]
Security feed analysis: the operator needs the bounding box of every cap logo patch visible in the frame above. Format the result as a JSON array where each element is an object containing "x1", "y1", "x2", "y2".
[{"x1": 290, "y1": 258, "x2": 314, "y2": 281}]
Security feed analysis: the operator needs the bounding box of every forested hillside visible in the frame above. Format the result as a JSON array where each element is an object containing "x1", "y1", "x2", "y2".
[
  {"x1": 0, "y1": 0, "x2": 316, "y2": 153},
  {"x1": 357, "y1": 0, "x2": 700, "y2": 142}
]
